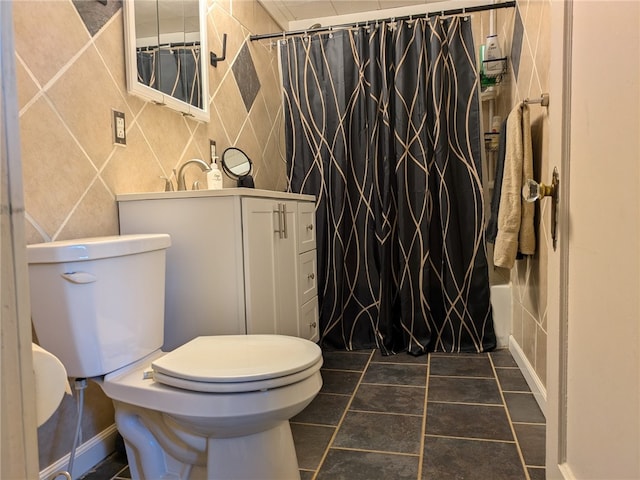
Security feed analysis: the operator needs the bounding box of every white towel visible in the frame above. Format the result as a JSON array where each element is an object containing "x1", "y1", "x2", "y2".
[{"x1": 493, "y1": 103, "x2": 535, "y2": 269}]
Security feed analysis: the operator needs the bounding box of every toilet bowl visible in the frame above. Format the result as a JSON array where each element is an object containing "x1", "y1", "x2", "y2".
[{"x1": 27, "y1": 234, "x2": 322, "y2": 480}]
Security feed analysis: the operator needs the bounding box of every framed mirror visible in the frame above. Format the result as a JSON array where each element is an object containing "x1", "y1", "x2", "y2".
[{"x1": 123, "y1": 0, "x2": 209, "y2": 121}]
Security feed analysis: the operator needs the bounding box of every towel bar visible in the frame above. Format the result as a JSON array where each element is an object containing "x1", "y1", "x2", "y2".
[{"x1": 523, "y1": 93, "x2": 549, "y2": 107}]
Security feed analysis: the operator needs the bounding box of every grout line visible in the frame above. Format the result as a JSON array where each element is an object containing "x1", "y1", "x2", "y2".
[
  {"x1": 489, "y1": 352, "x2": 532, "y2": 480},
  {"x1": 416, "y1": 354, "x2": 430, "y2": 479},
  {"x1": 424, "y1": 433, "x2": 517, "y2": 444},
  {"x1": 427, "y1": 400, "x2": 505, "y2": 407},
  {"x1": 429, "y1": 374, "x2": 495, "y2": 379},
  {"x1": 347, "y1": 408, "x2": 423, "y2": 418},
  {"x1": 328, "y1": 446, "x2": 420, "y2": 457},
  {"x1": 310, "y1": 349, "x2": 376, "y2": 480}
]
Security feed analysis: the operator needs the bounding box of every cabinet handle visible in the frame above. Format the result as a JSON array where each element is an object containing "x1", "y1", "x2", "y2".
[
  {"x1": 306, "y1": 224, "x2": 313, "y2": 231},
  {"x1": 308, "y1": 273, "x2": 315, "y2": 280},
  {"x1": 282, "y1": 203, "x2": 288, "y2": 239},
  {"x1": 309, "y1": 322, "x2": 317, "y2": 328},
  {"x1": 274, "y1": 205, "x2": 283, "y2": 239}
]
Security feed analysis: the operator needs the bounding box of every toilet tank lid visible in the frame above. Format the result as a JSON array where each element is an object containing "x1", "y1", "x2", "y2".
[{"x1": 27, "y1": 234, "x2": 171, "y2": 264}]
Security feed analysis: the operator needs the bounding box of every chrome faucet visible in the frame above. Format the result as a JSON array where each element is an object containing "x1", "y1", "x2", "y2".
[{"x1": 177, "y1": 158, "x2": 212, "y2": 191}]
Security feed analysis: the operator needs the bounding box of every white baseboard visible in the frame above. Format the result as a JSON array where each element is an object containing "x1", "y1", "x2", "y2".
[
  {"x1": 508, "y1": 335, "x2": 547, "y2": 417},
  {"x1": 39, "y1": 424, "x2": 118, "y2": 480}
]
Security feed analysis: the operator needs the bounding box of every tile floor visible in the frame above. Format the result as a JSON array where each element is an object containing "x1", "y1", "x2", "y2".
[{"x1": 81, "y1": 348, "x2": 546, "y2": 480}]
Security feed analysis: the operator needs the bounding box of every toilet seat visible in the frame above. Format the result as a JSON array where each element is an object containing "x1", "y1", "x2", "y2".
[{"x1": 151, "y1": 335, "x2": 323, "y2": 393}]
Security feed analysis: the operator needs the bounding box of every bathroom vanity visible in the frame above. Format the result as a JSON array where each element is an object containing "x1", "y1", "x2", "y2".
[{"x1": 117, "y1": 189, "x2": 318, "y2": 350}]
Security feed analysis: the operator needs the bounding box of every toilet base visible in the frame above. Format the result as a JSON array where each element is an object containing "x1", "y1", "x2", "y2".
[
  {"x1": 114, "y1": 401, "x2": 301, "y2": 480},
  {"x1": 207, "y1": 421, "x2": 299, "y2": 479}
]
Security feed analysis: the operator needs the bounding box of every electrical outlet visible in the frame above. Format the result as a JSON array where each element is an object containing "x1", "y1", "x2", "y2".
[{"x1": 113, "y1": 110, "x2": 126, "y2": 145}]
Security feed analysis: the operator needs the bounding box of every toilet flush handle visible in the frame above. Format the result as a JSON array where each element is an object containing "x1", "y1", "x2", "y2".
[{"x1": 61, "y1": 272, "x2": 97, "y2": 284}]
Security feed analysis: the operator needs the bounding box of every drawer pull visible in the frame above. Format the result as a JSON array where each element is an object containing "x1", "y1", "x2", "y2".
[{"x1": 308, "y1": 273, "x2": 315, "y2": 280}]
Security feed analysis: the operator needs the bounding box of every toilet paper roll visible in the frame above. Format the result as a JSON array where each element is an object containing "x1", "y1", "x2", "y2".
[{"x1": 32, "y1": 343, "x2": 71, "y2": 427}]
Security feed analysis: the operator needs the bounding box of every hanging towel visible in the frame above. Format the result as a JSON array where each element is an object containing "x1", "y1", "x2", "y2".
[
  {"x1": 493, "y1": 103, "x2": 535, "y2": 268},
  {"x1": 486, "y1": 118, "x2": 508, "y2": 243}
]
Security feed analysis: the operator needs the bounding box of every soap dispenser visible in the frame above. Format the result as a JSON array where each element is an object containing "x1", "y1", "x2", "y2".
[{"x1": 207, "y1": 141, "x2": 223, "y2": 190}]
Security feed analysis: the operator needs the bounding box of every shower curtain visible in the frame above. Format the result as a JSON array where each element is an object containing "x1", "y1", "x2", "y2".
[
  {"x1": 281, "y1": 16, "x2": 495, "y2": 355},
  {"x1": 137, "y1": 46, "x2": 202, "y2": 108}
]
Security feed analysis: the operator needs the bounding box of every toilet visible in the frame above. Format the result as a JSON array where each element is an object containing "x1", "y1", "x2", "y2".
[{"x1": 27, "y1": 234, "x2": 322, "y2": 480}]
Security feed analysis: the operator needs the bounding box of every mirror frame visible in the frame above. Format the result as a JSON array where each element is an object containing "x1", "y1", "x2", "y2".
[{"x1": 123, "y1": 0, "x2": 210, "y2": 122}]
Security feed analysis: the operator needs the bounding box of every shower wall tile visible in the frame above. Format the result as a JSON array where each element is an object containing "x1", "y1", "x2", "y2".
[
  {"x1": 510, "y1": 7, "x2": 524, "y2": 80},
  {"x1": 500, "y1": 0, "x2": 550, "y2": 393},
  {"x1": 16, "y1": 0, "x2": 285, "y2": 471}
]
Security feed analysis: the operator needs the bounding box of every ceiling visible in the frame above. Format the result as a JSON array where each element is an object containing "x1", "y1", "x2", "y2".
[{"x1": 258, "y1": 0, "x2": 492, "y2": 31}]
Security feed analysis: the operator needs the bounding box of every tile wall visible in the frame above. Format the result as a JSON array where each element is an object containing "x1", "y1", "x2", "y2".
[
  {"x1": 13, "y1": 0, "x2": 285, "y2": 470},
  {"x1": 477, "y1": 0, "x2": 550, "y2": 389}
]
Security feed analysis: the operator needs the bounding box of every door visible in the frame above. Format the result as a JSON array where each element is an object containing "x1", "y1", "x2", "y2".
[
  {"x1": 242, "y1": 198, "x2": 299, "y2": 336},
  {"x1": 546, "y1": 2, "x2": 640, "y2": 478}
]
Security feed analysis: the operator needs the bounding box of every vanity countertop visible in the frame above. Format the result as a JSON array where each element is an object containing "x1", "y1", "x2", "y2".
[{"x1": 117, "y1": 188, "x2": 315, "y2": 203}]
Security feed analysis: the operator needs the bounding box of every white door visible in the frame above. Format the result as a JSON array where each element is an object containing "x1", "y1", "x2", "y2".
[{"x1": 546, "y1": 2, "x2": 640, "y2": 478}]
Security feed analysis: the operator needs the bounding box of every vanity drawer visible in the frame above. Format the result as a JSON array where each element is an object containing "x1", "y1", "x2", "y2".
[
  {"x1": 297, "y1": 201, "x2": 316, "y2": 253},
  {"x1": 298, "y1": 250, "x2": 317, "y2": 305},
  {"x1": 300, "y1": 296, "x2": 319, "y2": 342}
]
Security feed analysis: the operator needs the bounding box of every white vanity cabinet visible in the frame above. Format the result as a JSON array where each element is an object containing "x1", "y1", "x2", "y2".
[{"x1": 117, "y1": 189, "x2": 318, "y2": 350}]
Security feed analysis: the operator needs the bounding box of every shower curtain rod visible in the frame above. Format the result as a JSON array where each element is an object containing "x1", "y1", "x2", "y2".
[{"x1": 249, "y1": 0, "x2": 515, "y2": 41}]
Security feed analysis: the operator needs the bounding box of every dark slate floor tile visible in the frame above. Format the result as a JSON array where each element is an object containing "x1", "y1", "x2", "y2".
[
  {"x1": 429, "y1": 355, "x2": 494, "y2": 377},
  {"x1": 422, "y1": 436, "x2": 526, "y2": 480},
  {"x1": 317, "y1": 448, "x2": 419, "y2": 480},
  {"x1": 514, "y1": 423, "x2": 546, "y2": 467},
  {"x1": 333, "y1": 411, "x2": 423, "y2": 454},
  {"x1": 321, "y1": 350, "x2": 371, "y2": 370},
  {"x1": 490, "y1": 349, "x2": 518, "y2": 367},
  {"x1": 292, "y1": 392, "x2": 350, "y2": 425},
  {"x1": 113, "y1": 466, "x2": 130, "y2": 480},
  {"x1": 363, "y1": 363, "x2": 427, "y2": 386},
  {"x1": 496, "y1": 367, "x2": 531, "y2": 391},
  {"x1": 371, "y1": 349, "x2": 429, "y2": 364},
  {"x1": 504, "y1": 392, "x2": 546, "y2": 423},
  {"x1": 290, "y1": 423, "x2": 336, "y2": 471},
  {"x1": 426, "y1": 402, "x2": 514, "y2": 441},
  {"x1": 428, "y1": 376, "x2": 502, "y2": 404},
  {"x1": 79, "y1": 451, "x2": 128, "y2": 480},
  {"x1": 528, "y1": 466, "x2": 546, "y2": 480},
  {"x1": 351, "y1": 384, "x2": 425, "y2": 415},
  {"x1": 300, "y1": 469, "x2": 315, "y2": 480},
  {"x1": 320, "y1": 369, "x2": 362, "y2": 395}
]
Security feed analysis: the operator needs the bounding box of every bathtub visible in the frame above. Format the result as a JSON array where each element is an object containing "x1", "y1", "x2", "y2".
[{"x1": 490, "y1": 283, "x2": 512, "y2": 348}]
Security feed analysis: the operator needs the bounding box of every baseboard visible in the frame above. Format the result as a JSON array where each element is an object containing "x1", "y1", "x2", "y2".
[
  {"x1": 508, "y1": 335, "x2": 547, "y2": 417},
  {"x1": 39, "y1": 424, "x2": 118, "y2": 480}
]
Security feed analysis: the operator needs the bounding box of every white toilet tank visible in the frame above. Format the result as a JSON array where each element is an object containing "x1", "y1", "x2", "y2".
[{"x1": 27, "y1": 234, "x2": 171, "y2": 378}]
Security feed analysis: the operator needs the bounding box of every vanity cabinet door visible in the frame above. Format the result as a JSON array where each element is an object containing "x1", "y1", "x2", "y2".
[
  {"x1": 241, "y1": 198, "x2": 299, "y2": 337},
  {"x1": 297, "y1": 201, "x2": 316, "y2": 253}
]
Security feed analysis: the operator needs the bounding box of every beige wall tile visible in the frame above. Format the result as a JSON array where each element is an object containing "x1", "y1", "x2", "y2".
[
  {"x1": 47, "y1": 45, "x2": 129, "y2": 170},
  {"x1": 134, "y1": 104, "x2": 193, "y2": 175},
  {"x1": 20, "y1": 97, "x2": 96, "y2": 240},
  {"x1": 101, "y1": 124, "x2": 166, "y2": 194},
  {"x1": 15, "y1": 57, "x2": 39, "y2": 111},
  {"x1": 57, "y1": 181, "x2": 119, "y2": 240},
  {"x1": 213, "y1": 70, "x2": 249, "y2": 144},
  {"x1": 13, "y1": 0, "x2": 90, "y2": 87}
]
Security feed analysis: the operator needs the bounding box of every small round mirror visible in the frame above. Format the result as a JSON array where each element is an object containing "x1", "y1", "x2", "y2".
[{"x1": 222, "y1": 147, "x2": 252, "y2": 177}]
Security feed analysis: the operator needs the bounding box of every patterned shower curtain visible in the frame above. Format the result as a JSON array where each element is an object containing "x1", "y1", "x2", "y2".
[
  {"x1": 281, "y1": 16, "x2": 495, "y2": 355},
  {"x1": 137, "y1": 46, "x2": 202, "y2": 108}
]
